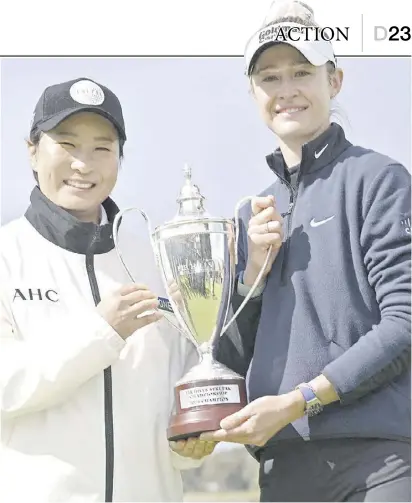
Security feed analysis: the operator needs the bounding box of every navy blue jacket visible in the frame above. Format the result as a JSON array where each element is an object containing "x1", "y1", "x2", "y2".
[{"x1": 218, "y1": 123, "x2": 411, "y2": 456}]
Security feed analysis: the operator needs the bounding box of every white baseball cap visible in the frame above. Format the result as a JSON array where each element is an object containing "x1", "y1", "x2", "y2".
[{"x1": 245, "y1": 0, "x2": 337, "y2": 75}]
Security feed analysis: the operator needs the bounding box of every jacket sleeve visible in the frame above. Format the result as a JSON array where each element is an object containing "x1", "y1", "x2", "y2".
[
  {"x1": 215, "y1": 212, "x2": 263, "y2": 378},
  {"x1": 322, "y1": 164, "x2": 411, "y2": 404},
  {"x1": 0, "y1": 288, "x2": 126, "y2": 419}
]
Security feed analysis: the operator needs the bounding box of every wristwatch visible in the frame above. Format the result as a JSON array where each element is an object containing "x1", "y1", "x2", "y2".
[{"x1": 295, "y1": 383, "x2": 324, "y2": 417}]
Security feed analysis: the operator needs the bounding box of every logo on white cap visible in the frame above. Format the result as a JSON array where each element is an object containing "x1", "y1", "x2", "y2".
[{"x1": 70, "y1": 80, "x2": 105, "y2": 106}]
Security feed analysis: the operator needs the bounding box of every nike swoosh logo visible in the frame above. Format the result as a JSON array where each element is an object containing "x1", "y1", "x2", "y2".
[
  {"x1": 310, "y1": 216, "x2": 335, "y2": 228},
  {"x1": 314, "y1": 144, "x2": 328, "y2": 159}
]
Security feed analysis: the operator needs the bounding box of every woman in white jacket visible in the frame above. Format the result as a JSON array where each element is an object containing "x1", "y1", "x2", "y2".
[{"x1": 0, "y1": 77, "x2": 216, "y2": 502}]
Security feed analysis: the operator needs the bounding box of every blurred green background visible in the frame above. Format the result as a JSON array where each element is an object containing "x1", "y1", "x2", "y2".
[{"x1": 182, "y1": 444, "x2": 260, "y2": 502}]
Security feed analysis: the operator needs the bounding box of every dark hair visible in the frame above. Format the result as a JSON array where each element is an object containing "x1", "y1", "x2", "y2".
[{"x1": 28, "y1": 128, "x2": 125, "y2": 183}]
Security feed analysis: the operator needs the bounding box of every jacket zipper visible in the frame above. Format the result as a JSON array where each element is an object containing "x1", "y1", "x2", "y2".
[
  {"x1": 85, "y1": 227, "x2": 115, "y2": 503},
  {"x1": 277, "y1": 173, "x2": 301, "y2": 285}
]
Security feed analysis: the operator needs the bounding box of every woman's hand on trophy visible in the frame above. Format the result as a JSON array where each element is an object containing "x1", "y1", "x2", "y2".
[
  {"x1": 243, "y1": 195, "x2": 284, "y2": 287},
  {"x1": 96, "y1": 283, "x2": 163, "y2": 340},
  {"x1": 169, "y1": 438, "x2": 218, "y2": 459},
  {"x1": 198, "y1": 392, "x2": 305, "y2": 447}
]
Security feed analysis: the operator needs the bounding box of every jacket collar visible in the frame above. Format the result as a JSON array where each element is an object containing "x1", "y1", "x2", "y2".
[
  {"x1": 266, "y1": 122, "x2": 352, "y2": 179},
  {"x1": 24, "y1": 186, "x2": 119, "y2": 255}
]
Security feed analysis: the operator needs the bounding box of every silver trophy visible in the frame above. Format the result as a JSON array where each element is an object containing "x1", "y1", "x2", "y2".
[{"x1": 113, "y1": 164, "x2": 271, "y2": 440}]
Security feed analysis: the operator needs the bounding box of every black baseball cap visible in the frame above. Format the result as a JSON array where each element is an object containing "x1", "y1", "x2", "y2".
[{"x1": 30, "y1": 77, "x2": 127, "y2": 142}]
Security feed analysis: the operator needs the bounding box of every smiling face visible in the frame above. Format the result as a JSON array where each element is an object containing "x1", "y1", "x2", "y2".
[
  {"x1": 250, "y1": 44, "x2": 343, "y2": 146},
  {"x1": 29, "y1": 112, "x2": 120, "y2": 223}
]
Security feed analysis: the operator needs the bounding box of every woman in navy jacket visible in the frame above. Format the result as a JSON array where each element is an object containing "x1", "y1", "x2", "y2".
[{"x1": 211, "y1": 2, "x2": 411, "y2": 501}]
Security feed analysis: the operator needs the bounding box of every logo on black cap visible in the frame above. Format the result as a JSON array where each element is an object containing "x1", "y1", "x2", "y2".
[{"x1": 69, "y1": 80, "x2": 105, "y2": 106}]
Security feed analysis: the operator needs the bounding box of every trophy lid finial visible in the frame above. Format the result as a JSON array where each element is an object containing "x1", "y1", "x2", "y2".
[
  {"x1": 174, "y1": 163, "x2": 208, "y2": 219},
  {"x1": 183, "y1": 162, "x2": 192, "y2": 181}
]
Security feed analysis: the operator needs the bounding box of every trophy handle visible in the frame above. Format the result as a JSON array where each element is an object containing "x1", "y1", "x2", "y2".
[
  {"x1": 221, "y1": 196, "x2": 273, "y2": 334},
  {"x1": 113, "y1": 207, "x2": 156, "y2": 284},
  {"x1": 112, "y1": 207, "x2": 185, "y2": 335}
]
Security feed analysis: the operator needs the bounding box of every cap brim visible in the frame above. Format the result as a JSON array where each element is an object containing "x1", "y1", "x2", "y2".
[
  {"x1": 248, "y1": 40, "x2": 329, "y2": 74},
  {"x1": 32, "y1": 106, "x2": 127, "y2": 142}
]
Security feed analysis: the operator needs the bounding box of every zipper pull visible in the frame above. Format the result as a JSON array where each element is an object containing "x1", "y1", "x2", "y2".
[
  {"x1": 88, "y1": 226, "x2": 101, "y2": 253},
  {"x1": 281, "y1": 200, "x2": 295, "y2": 218}
]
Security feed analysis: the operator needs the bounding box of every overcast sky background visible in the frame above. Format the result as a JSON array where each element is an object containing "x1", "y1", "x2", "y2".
[{"x1": 1, "y1": 56, "x2": 410, "y2": 228}]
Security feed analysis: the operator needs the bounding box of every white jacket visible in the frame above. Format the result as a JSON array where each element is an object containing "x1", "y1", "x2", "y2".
[{"x1": 0, "y1": 188, "x2": 202, "y2": 502}]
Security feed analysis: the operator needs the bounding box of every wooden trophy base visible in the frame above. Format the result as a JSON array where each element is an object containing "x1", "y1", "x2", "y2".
[{"x1": 167, "y1": 377, "x2": 247, "y2": 441}]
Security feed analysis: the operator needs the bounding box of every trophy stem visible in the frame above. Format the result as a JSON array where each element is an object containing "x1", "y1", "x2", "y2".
[{"x1": 198, "y1": 342, "x2": 212, "y2": 361}]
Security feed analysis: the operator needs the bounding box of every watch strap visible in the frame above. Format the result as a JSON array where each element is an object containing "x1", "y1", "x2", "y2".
[{"x1": 295, "y1": 383, "x2": 324, "y2": 417}]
